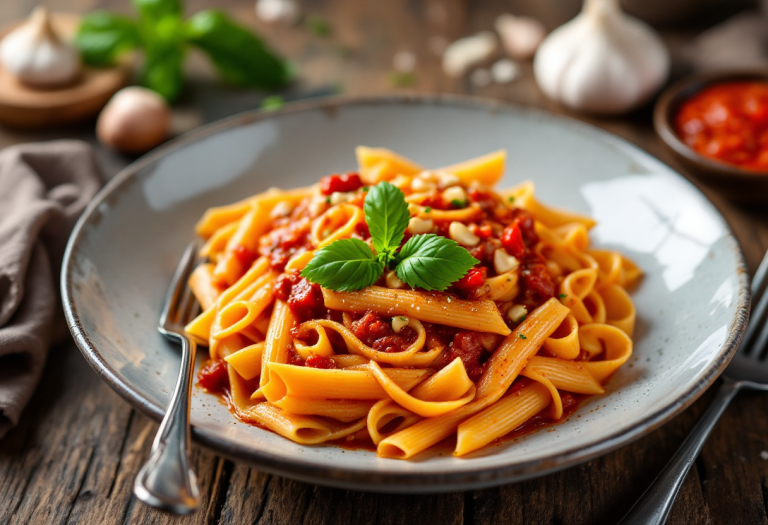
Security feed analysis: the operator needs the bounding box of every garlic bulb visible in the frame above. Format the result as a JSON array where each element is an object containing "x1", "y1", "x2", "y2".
[
  {"x1": 533, "y1": 0, "x2": 669, "y2": 115},
  {"x1": 0, "y1": 7, "x2": 81, "y2": 88}
]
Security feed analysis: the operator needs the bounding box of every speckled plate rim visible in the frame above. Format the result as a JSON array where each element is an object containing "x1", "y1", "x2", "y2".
[{"x1": 61, "y1": 94, "x2": 750, "y2": 493}]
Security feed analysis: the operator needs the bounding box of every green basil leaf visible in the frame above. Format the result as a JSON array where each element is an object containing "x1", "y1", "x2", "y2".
[
  {"x1": 396, "y1": 234, "x2": 479, "y2": 291},
  {"x1": 184, "y1": 10, "x2": 291, "y2": 89},
  {"x1": 76, "y1": 12, "x2": 140, "y2": 66},
  {"x1": 132, "y1": 0, "x2": 182, "y2": 22},
  {"x1": 301, "y1": 239, "x2": 385, "y2": 291},
  {"x1": 364, "y1": 181, "x2": 410, "y2": 262},
  {"x1": 141, "y1": 45, "x2": 185, "y2": 101}
]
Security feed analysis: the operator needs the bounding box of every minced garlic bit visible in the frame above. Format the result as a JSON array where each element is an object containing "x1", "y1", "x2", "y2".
[
  {"x1": 411, "y1": 177, "x2": 437, "y2": 193},
  {"x1": 434, "y1": 171, "x2": 460, "y2": 188},
  {"x1": 507, "y1": 304, "x2": 528, "y2": 323},
  {"x1": 442, "y1": 185, "x2": 468, "y2": 205},
  {"x1": 385, "y1": 270, "x2": 406, "y2": 289},
  {"x1": 270, "y1": 201, "x2": 294, "y2": 218},
  {"x1": 449, "y1": 221, "x2": 480, "y2": 247},
  {"x1": 330, "y1": 191, "x2": 355, "y2": 206},
  {"x1": 493, "y1": 248, "x2": 519, "y2": 274},
  {"x1": 392, "y1": 316, "x2": 410, "y2": 333},
  {"x1": 408, "y1": 216, "x2": 434, "y2": 235}
]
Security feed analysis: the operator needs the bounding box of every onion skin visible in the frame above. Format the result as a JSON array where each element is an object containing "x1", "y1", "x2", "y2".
[{"x1": 97, "y1": 87, "x2": 171, "y2": 154}]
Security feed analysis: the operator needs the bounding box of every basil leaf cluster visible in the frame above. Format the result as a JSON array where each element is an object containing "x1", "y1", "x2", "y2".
[
  {"x1": 301, "y1": 182, "x2": 479, "y2": 291},
  {"x1": 76, "y1": 0, "x2": 291, "y2": 101}
]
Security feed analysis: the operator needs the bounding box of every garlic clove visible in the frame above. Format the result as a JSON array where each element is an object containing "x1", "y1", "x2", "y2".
[
  {"x1": 533, "y1": 0, "x2": 669, "y2": 115},
  {"x1": 97, "y1": 87, "x2": 171, "y2": 154},
  {"x1": 491, "y1": 59, "x2": 520, "y2": 84},
  {"x1": 255, "y1": 0, "x2": 301, "y2": 26},
  {"x1": 442, "y1": 32, "x2": 497, "y2": 78},
  {"x1": 495, "y1": 13, "x2": 546, "y2": 60},
  {"x1": 0, "y1": 7, "x2": 81, "y2": 88}
]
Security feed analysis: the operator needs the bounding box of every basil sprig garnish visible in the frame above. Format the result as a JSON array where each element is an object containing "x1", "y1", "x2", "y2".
[{"x1": 301, "y1": 182, "x2": 479, "y2": 291}]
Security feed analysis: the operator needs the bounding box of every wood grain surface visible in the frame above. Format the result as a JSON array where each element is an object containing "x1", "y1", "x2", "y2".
[{"x1": 1, "y1": 1, "x2": 768, "y2": 524}]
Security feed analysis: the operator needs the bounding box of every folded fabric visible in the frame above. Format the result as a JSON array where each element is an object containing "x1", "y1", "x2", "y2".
[{"x1": 0, "y1": 141, "x2": 102, "y2": 438}]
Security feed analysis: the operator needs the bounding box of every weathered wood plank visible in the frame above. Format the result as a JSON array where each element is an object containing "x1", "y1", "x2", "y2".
[{"x1": 2, "y1": 1, "x2": 768, "y2": 524}]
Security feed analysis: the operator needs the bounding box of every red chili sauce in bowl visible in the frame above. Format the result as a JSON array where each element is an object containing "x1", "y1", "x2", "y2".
[{"x1": 675, "y1": 81, "x2": 768, "y2": 172}]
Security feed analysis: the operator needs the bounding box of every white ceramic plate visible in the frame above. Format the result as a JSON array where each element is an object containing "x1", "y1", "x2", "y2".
[{"x1": 62, "y1": 96, "x2": 749, "y2": 492}]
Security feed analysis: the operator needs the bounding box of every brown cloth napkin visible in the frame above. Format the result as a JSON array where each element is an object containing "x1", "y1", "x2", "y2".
[{"x1": 0, "y1": 140, "x2": 101, "y2": 438}]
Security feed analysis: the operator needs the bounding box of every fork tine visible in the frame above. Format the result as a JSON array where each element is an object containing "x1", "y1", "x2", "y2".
[
  {"x1": 174, "y1": 281, "x2": 195, "y2": 327},
  {"x1": 742, "y1": 283, "x2": 768, "y2": 355},
  {"x1": 739, "y1": 250, "x2": 768, "y2": 355},
  {"x1": 159, "y1": 241, "x2": 199, "y2": 331},
  {"x1": 753, "y1": 249, "x2": 768, "y2": 297}
]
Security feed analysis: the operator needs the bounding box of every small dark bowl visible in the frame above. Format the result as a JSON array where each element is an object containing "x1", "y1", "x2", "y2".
[{"x1": 654, "y1": 70, "x2": 768, "y2": 203}]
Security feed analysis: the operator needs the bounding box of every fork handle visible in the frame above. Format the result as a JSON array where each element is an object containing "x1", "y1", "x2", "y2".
[
  {"x1": 619, "y1": 380, "x2": 740, "y2": 525},
  {"x1": 133, "y1": 334, "x2": 200, "y2": 514}
]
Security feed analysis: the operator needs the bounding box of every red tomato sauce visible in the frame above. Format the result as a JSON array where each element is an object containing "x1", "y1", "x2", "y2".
[{"x1": 675, "y1": 81, "x2": 768, "y2": 171}]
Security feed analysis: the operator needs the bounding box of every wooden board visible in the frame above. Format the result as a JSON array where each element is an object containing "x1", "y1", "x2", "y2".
[{"x1": 0, "y1": 13, "x2": 132, "y2": 128}]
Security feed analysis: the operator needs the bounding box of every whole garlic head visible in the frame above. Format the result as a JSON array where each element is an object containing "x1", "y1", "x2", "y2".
[
  {"x1": 533, "y1": 0, "x2": 669, "y2": 115},
  {"x1": 0, "y1": 7, "x2": 81, "y2": 88}
]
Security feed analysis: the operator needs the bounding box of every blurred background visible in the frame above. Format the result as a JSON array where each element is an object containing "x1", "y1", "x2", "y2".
[{"x1": 0, "y1": 0, "x2": 766, "y2": 178}]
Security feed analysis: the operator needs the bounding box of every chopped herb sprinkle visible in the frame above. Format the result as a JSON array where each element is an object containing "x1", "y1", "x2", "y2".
[
  {"x1": 508, "y1": 196, "x2": 515, "y2": 203},
  {"x1": 325, "y1": 196, "x2": 331, "y2": 204},
  {"x1": 424, "y1": 206, "x2": 432, "y2": 213},
  {"x1": 450, "y1": 199, "x2": 468, "y2": 209},
  {"x1": 559, "y1": 293, "x2": 567, "y2": 298},
  {"x1": 518, "y1": 334, "x2": 527, "y2": 339}
]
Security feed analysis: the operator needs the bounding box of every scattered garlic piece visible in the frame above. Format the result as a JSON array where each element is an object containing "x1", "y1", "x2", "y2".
[
  {"x1": 408, "y1": 217, "x2": 434, "y2": 235},
  {"x1": 330, "y1": 191, "x2": 355, "y2": 205},
  {"x1": 434, "y1": 171, "x2": 460, "y2": 188},
  {"x1": 96, "y1": 87, "x2": 171, "y2": 154},
  {"x1": 270, "y1": 201, "x2": 294, "y2": 218},
  {"x1": 449, "y1": 222, "x2": 480, "y2": 247},
  {"x1": 442, "y1": 32, "x2": 497, "y2": 78},
  {"x1": 491, "y1": 59, "x2": 520, "y2": 84},
  {"x1": 392, "y1": 316, "x2": 410, "y2": 333},
  {"x1": 494, "y1": 249, "x2": 520, "y2": 274},
  {"x1": 0, "y1": 7, "x2": 81, "y2": 88},
  {"x1": 255, "y1": 0, "x2": 300, "y2": 25},
  {"x1": 470, "y1": 68, "x2": 492, "y2": 87},
  {"x1": 442, "y1": 186, "x2": 468, "y2": 204},
  {"x1": 415, "y1": 171, "x2": 438, "y2": 182},
  {"x1": 495, "y1": 13, "x2": 546, "y2": 59},
  {"x1": 534, "y1": 0, "x2": 669, "y2": 115},
  {"x1": 385, "y1": 271, "x2": 406, "y2": 289},
  {"x1": 411, "y1": 177, "x2": 437, "y2": 193},
  {"x1": 393, "y1": 51, "x2": 416, "y2": 73},
  {"x1": 507, "y1": 304, "x2": 528, "y2": 323}
]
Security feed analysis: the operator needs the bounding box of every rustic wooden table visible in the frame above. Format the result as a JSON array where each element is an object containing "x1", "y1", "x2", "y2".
[{"x1": 2, "y1": 1, "x2": 768, "y2": 524}]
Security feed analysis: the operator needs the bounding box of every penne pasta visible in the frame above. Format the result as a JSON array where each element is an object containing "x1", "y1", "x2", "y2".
[
  {"x1": 322, "y1": 287, "x2": 511, "y2": 336},
  {"x1": 187, "y1": 146, "x2": 640, "y2": 460}
]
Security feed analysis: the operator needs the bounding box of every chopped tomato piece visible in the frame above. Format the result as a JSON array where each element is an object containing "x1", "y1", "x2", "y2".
[
  {"x1": 274, "y1": 272, "x2": 326, "y2": 321},
  {"x1": 454, "y1": 267, "x2": 486, "y2": 295},
  {"x1": 232, "y1": 244, "x2": 258, "y2": 265},
  {"x1": 198, "y1": 360, "x2": 229, "y2": 393},
  {"x1": 447, "y1": 331, "x2": 486, "y2": 381},
  {"x1": 305, "y1": 353, "x2": 337, "y2": 369},
  {"x1": 501, "y1": 222, "x2": 526, "y2": 258},
  {"x1": 319, "y1": 173, "x2": 363, "y2": 195}
]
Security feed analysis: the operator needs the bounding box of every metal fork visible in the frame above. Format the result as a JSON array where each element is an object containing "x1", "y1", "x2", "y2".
[
  {"x1": 134, "y1": 241, "x2": 201, "y2": 514},
  {"x1": 621, "y1": 249, "x2": 768, "y2": 525}
]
